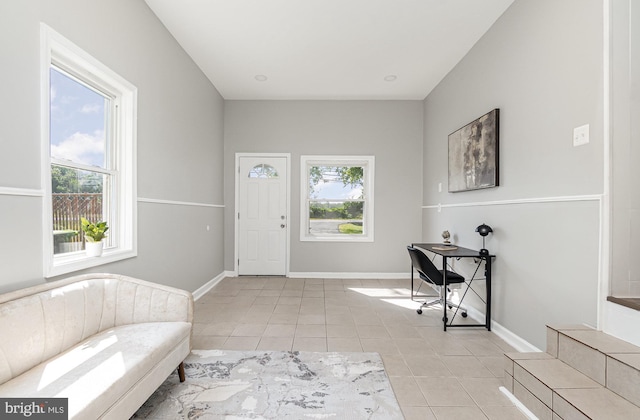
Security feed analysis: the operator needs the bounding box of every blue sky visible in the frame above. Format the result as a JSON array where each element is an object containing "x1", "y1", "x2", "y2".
[
  {"x1": 310, "y1": 167, "x2": 363, "y2": 200},
  {"x1": 312, "y1": 180, "x2": 362, "y2": 200},
  {"x1": 50, "y1": 68, "x2": 107, "y2": 168}
]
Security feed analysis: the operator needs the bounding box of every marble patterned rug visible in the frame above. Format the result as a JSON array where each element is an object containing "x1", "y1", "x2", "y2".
[{"x1": 132, "y1": 349, "x2": 403, "y2": 419}]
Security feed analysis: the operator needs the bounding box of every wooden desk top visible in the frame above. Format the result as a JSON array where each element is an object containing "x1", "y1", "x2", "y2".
[{"x1": 412, "y1": 242, "x2": 495, "y2": 258}]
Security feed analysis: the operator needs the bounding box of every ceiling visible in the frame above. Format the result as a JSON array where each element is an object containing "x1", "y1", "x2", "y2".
[{"x1": 144, "y1": 0, "x2": 514, "y2": 100}]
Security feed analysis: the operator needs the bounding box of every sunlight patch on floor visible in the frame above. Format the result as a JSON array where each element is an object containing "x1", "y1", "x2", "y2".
[{"x1": 347, "y1": 287, "x2": 411, "y2": 298}]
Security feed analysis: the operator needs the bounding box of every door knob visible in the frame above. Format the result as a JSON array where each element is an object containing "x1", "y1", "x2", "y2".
[{"x1": 280, "y1": 224, "x2": 286, "y2": 228}]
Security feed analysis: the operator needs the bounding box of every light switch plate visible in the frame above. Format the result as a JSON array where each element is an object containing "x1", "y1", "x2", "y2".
[{"x1": 573, "y1": 124, "x2": 589, "y2": 146}]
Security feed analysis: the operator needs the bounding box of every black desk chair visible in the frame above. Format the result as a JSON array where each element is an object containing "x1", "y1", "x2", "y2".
[{"x1": 407, "y1": 246, "x2": 467, "y2": 318}]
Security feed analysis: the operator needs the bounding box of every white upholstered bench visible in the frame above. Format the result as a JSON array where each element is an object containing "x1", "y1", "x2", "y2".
[{"x1": 0, "y1": 273, "x2": 193, "y2": 419}]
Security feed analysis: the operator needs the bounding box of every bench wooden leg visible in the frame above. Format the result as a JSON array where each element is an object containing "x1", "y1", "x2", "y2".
[{"x1": 177, "y1": 362, "x2": 185, "y2": 382}]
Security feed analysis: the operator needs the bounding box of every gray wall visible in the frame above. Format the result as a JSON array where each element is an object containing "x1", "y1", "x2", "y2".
[
  {"x1": 0, "y1": 0, "x2": 225, "y2": 293},
  {"x1": 0, "y1": 0, "x2": 617, "y2": 351},
  {"x1": 224, "y1": 101, "x2": 423, "y2": 274},
  {"x1": 611, "y1": 0, "x2": 640, "y2": 296},
  {"x1": 422, "y1": 0, "x2": 604, "y2": 349}
]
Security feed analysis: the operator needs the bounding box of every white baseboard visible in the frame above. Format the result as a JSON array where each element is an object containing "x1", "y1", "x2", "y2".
[
  {"x1": 465, "y1": 305, "x2": 542, "y2": 353},
  {"x1": 288, "y1": 272, "x2": 410, "y2": 279},
  {"x1": 491, "y1": 319, "x2": 542, "y2": 353},
  {"x1": 499, "y1": 387, "x2": 538, "y2": 420},
  {"x1": 195, "y1": 270, "x2": 541, "y2": 353},
  {"x1": 192, "y1": 271, "x2": 229, "y2": 301},
  {"x1": 224, "y1": 271, "x2": 408, "y2": 279}
]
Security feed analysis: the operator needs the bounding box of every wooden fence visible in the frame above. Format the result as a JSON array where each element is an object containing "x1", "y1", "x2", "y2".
[{"x1": 52, "y1": 193, "x2": 103, "y2": 244}]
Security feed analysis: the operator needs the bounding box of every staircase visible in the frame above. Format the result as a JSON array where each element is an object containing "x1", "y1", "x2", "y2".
[{"x1": 503, "y1": 324, "x2": 640, "y2": 419}]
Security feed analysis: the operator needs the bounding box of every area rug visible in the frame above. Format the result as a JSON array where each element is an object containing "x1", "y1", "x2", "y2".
[{"x1": 132, "y1": 349, "x2": 403, "y2": 419}]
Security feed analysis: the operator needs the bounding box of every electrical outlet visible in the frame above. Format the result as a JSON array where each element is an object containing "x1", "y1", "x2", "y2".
[{"x1": 573, "y1": 124, "x2": 589, "y2": 147}]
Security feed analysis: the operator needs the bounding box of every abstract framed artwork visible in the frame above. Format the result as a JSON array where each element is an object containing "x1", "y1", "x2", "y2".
[{"x1": 448, "y1": 109, "x2": 499, "y2": 193}]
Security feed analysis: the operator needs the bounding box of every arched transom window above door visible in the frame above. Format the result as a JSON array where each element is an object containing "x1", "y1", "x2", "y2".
[{"x1": 248, "y1": 164, "x2": 279, "y2": 179}]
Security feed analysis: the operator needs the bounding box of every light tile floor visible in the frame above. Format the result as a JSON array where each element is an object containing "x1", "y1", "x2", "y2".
[{"x1": 191, "y1": 276, "x2": 528, "y2": 420}]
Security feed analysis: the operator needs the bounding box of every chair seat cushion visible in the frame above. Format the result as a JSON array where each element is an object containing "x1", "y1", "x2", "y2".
[
  {"x1": 440, "y1": 270, "x2": 465, "y2": 283},
  {"x1": 419, "y1": 270, "x2": 465, "y2": 284},
  {"x1": 0, "y1": 321, "x2": 190, "y2": 419}
]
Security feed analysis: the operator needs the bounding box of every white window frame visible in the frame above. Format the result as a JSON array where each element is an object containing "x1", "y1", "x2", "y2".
[
  {"x1": 41, "y1": 24, "x2": 137, "y2": 278},
  {"x1": 300, "y1": 155, "x2": 375, "y2": 242}
]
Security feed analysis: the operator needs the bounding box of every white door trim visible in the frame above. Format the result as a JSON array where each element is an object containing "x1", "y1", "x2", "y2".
[{"x1": 234, "y1": 153, "x2": 291, "y2": 276}]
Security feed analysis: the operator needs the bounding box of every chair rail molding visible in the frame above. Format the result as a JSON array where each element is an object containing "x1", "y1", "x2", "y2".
[
  {"x1": 137, "y1": 197, "x2": 224, "y2": 208},
  {"x1": 422, "y1": 193, "x2": 602, "y2": 210},
  {"x1": 0, "y1": 186, "x2": 44, "y2": 197}
]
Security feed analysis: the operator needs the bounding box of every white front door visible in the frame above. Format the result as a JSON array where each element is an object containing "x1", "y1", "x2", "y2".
[{"x1": 238, "y1": 156, "x2": 288, "y2": 275}]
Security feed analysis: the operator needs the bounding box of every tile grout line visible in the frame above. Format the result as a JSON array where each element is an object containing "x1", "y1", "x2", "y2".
[{"x1": 193, "y1": 277, "x2": 525, "y2": 419}]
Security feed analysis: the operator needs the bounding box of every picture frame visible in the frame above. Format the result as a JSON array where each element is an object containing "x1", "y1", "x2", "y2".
[{"x1": 448, "y1": 109, "x2": 499, "y2": 193}]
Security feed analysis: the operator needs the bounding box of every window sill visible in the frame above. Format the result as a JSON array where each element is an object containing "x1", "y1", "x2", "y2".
[
  {"x1": 45, "y1": 247, "x2": 136, "y2": 278},
  {"x1": 300, "y1": 235, "x2": 374, "y2": 243}
]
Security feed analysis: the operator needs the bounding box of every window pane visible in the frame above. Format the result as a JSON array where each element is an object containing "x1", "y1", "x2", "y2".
[
  {"x1": 50, "y1": 67, "x2": 109, "y2": 168},
  {"x1": 44, "y1": 25, "x2": 137, "y2": 277},
  {"x1": 301, "y1": 156, "x2": 373, "y2": 242},
  {"x1": 309, "y1": 166, "x2": 364, "y2": 199},
  {"x1": 51, "y1": 165, "x2": 104, "y2": 194},
  {"x1": 308, "y1": 165, "x2": 365, "y2": 236},
  {"x1": 51, "y1": 165, "x2": 106, "y2": 255},
  {"x1": 248, "y1": 164, "x2": 278, "y2": 178},
  {"x1": 309, "y1": 200, "x2": 364, "y2": 235}
]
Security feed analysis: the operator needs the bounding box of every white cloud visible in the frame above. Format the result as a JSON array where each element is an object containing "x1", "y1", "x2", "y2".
[
  {"x1": 313, "y1": 180, "x2": 362, "y2": 200},
  {"x1": 59, "y1": 94, "x2": 76, "y2": 105},
  {"x1": 51, "y1": 131, "x2": 105, "y2": 167},
  {"x1": 80, "y1": 103, "x2": 101, "y2": 114}
]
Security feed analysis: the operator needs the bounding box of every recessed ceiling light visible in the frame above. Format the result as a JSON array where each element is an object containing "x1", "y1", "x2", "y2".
[
  {"x1": 255, "y1": 75, "x2": 268, "y2": 82},
  {"x1": 384, "y1": 75, "x2": 397, "y2": 82}
]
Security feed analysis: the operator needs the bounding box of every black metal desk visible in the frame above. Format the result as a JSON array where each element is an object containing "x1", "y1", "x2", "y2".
[{"x1": 410, "y1": 243, "x2": 494, "y2": 331}]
